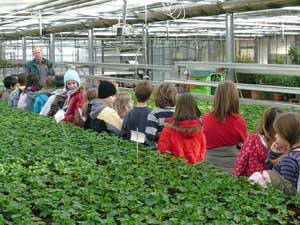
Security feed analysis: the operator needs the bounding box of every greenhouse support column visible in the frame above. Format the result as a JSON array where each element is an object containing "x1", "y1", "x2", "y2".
[
  {"x1": 0, "y1": 40, "x2": 4, "y2": 77},
  {"x1": 22, "y1": 37, "x2": 27, "y2": 70},
  {"x1": 88, "y1": 29, "x2": 95, "y2": 87},
  {"x1": 143, "y1": 4, "x2": 149, "y2": 80},
  {"x1": 267, "y1": 36, "x2": 271, "y2": 64},
  {"x1": 226, "y1": 13, "x2": 234, "y2": 81},
  {"x1": 143, "y1": 24, "x2": 149, "y2": 80},
  {"x1": 101, "y1": 40, "x2": 104, "y2": 74},
  {"x1": 254, "y1": 37, "x2": 260, "y2": 63},
  {"x1": 49, "y1": 33, "x2": 55, "y2": 62}
]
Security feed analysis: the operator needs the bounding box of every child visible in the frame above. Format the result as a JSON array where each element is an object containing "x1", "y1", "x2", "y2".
[
  {"x1": 202, "y1": 80, "x2": 248, "y2": 173},
  {"x1": 40, "y1": 75, "x2": 65, "y2": 116},
  {"x1": 249, "y1": 112, "x2": 300, "y2": 194},
  {"x1": 17, "y1": 74, "x2": 40, "y2": 110},
  {"x1": 9, "y1": 74, "x2": 26, "y2": 107},
  {"x1": 121, "y1": 81, "x2": 153, "y2": 140},
  {"x1": 1, "y1": 75, "x2": 18, "y2": 102},
  {"x1": 61, "y1": 69, "x2": 85, "y2": 127},
  {"x1": 81, "y1": 88, "x2": 97, "y2": 129},
  {"x1": 145, "y1": 83, "x2": 177, "y2": 147},
  {"x1": 33, "y1": 77, "x2": 55, "y2": 114},
  {"x1": 87, "y1": 80, "x2": 122, "y2": 135},
  {"x1": 157, "y1": 93, "x2": 207, "y2": 164},
  {"x1": 17, "y1": 74, "x2": 27, "y2": 92},
  {"x1": 26, "y1": 74, "x2": 40, "y2": 92},
  {"x1": 113, "y1": 92, "x2": 133, "y2": 119},
  {"x1": 233, "y1": 107, "x2": 282, "y2": 177}
]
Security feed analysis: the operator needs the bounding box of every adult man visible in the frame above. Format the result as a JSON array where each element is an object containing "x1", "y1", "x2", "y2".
[{"x1": 25, "y1": 47, "x2": 55, "y2": 87}]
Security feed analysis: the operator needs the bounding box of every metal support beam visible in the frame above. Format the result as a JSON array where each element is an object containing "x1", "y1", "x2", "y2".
[
  {"x1": 49, "y1": 33, "x2": 55, "y2": 62},
  {"x1": 101, "y1": 40, "x2": 104, "y2": 74},
  {"x1": 88, "y1": 29, "x2": 94, "y2": 75},
  {"x1": 164, "y1": 79, "x2": 300, "y2": 95},
  {"x1": 22, "y1": 36, "x2": 27, "y2": 62},
  {"x1": 254, "y1": 37, "x2": 260, "y2": 63},
  {"x1": 122, "y1": 0, "x2": 127, "y2": 25},
  {"x1": 2, "y1": 0, "x2": 300, "y2": 39},
  {"x1": 174, "y1": 61, "x2": 300, "y2": 76},
  {"x1": 0, "y1": 40, "x2": 5, "y2": 77},
  {"x1": 88, "y1": 29, "x2": 94, "y2": 87},
  {"x1": 143, "y1": 4, "x2": 149, "y2": 80},
  {"x1": 226, "y1": 13, "x2": 234, "y2": 80}
]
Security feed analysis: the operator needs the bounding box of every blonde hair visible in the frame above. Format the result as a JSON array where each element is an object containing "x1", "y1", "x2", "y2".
[
  {"x1": 212, "y1": 80, "x2": 240, "y2": 122},
  {"x1": 85, "y1": 88, "x2": 97, "y2": 102},
  {"x1": 271, "y1": 112, "x2": 300, "y2": 166},
  {"x1": 45, "y1": 77, "x2": 55, "y2": 89},
  {"x1": 113, "y1": 92, "x2": 132, "y2": 119},
  {"x1": 32, "y1": 46, "x2": 43, "y2": 53}
]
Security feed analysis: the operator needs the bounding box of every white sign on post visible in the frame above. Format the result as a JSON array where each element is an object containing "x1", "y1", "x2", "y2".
[
  {"x1": 54, "y1": 109, "x2": 65, "y2": 123},
  {"x1": 130, "y1": 130, "x2": 146, "y2": 143}
]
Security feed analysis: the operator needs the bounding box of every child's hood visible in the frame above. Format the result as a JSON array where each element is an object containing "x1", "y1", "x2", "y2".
[
  {"x1": 90, "y1": 99, "x2": 109, "y2": 120},
  {"x1": 51, "y1": 88, "x2": 66, "y2": 96},
  {"x1": 164, "y1": 118, "x2": 203, "y2": 137}
]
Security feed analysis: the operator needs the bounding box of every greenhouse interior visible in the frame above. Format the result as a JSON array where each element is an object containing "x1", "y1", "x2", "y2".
[{"x1": 1, "y1": 0, "x2": 300, "y2": 224}]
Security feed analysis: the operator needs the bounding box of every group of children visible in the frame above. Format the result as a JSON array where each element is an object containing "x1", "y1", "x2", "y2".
[{"x1": 1, "y1": 70, "x2": 300, "y2": 194}]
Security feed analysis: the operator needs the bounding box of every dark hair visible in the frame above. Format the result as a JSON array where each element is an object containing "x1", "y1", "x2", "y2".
[
  {"x1": 135, "y1": 81, "x2": 153, "y2": 102},
  {"x1": 212, "y1": 80, "x2": 240, "y2": 122},
  {"x1": 257, "y1": 107, "x2": 282, "y2": 147},
  {"x1": 155, "y1": 83, "x2": 177, "y2": 108},
  {"x1": 54, "y1": 75, "x2": 64, "y2": 88},
  {"x1": 26, "y1": 74, "x2": 39, "y2": 89},
  {"x1": 17, "y1": 74, "x2": 27, "y2": 86},
  {"x1": 3, "y1": 76, "x2": 17, "y2": 89},
  {"x1": 173, "y1": 93, "x2": 201, "y2": 123}
]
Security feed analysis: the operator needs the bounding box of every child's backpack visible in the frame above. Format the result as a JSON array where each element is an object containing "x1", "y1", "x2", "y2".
[
  {"x1": 9, "y1": 88, "x2": 23, "y2": 107},
  {"x1": 17, "y1": 92, "x2": 28, "y2": 110},
  {"x1": 33, "y1": 94, "x2": 49, "y2": 114},
  {"x1": 26, "y1": 92, "x2": 39, "y2": 111}
]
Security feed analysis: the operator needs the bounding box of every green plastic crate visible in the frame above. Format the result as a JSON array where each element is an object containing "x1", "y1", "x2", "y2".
[{"x1": 188, "y1": 71, "x2": 225, "y2": 95}]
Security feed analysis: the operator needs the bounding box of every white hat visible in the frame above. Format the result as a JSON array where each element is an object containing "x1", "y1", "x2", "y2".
[{"x1": 64, "y1": 69, "x2": 80, "y2": 89}]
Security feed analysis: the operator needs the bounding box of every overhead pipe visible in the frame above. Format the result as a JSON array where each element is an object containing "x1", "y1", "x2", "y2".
[
  {"x1": 54, "y1": 0, "x2": 111, "y2": 14},
  {"x1": 1, "y1": 0, "x2": 300, "y2": 39},
  {"x1": 0, "y1": 0, "x2": 59, "y2": 16},
  {"x1": 0, "y1": 0, "x2": 94, "y2": 26}
]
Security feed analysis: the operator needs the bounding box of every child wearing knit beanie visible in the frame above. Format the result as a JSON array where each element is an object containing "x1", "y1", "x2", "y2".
[
  {"x1": 61, "y1": 69, "x2": 85, "y2": 127},
  {"x1": 85, "y1": 80, "x2": 122, "y2": 135}
]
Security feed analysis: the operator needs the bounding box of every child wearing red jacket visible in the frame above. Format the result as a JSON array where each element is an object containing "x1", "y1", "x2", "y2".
[
  {"x1": 157, "y1": 93, "x2": 207, "y2": 165},
  {"x1": 62, "y1": 69, "x2": 85, "y2": 127},
  {"x1": 233, "y1": 107, "x2": 282, "y2": 177}
]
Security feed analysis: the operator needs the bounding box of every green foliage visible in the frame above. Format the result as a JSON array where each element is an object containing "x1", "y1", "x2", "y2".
[
  {"x1": 262, "y1": 75, "x2": 300, "y2": 87},
  {"x1": 269, "y1": 55, "x2": 286, "y2": 64},
  {"x1": 288, "y1": 46, "x2": 300, "y2": 64},
  {"x1": 235, "y1": 72, "x2": 300, "y2": 87},
  {"x1": 235, "y1": 55, "x2": 255, "y2": 64},
  {"x1": 0, "y1": 102, "x2": 299, "y2": 224},
  {"x1": 0, "y1": 59, "x2": 13, "y2": 68},
  {"x1": 235, "y1": 73, "x2": 265, "y2": 85}
]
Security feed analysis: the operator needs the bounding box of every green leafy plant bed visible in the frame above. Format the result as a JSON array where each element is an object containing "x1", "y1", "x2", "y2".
[{"x1": 0, "y1": 102, "x2": 299, "y2": 224}]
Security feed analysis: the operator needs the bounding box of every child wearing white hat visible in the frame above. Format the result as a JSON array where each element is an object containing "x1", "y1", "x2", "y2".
[{"x1": 61, "y1": 69, "x2": 85, "y2": 127}]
